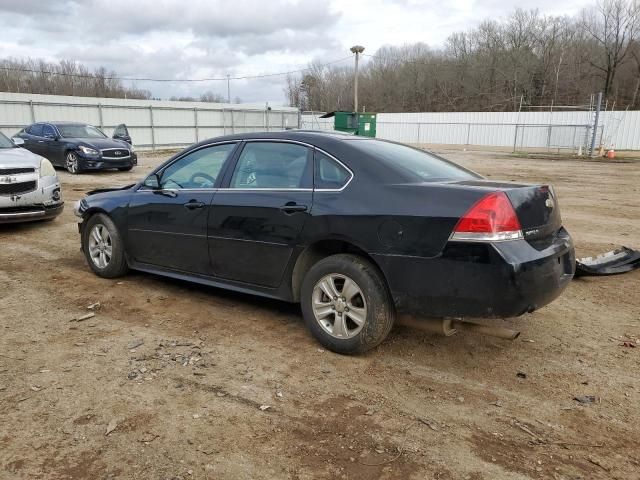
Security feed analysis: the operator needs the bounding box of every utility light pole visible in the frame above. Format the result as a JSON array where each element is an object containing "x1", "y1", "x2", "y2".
[
  {"x1": 227, "y1": 74, "x2": 231, "y2": 103},
  {"x1": 350, "y1": 45, "x2": 365, "y2": 113}
]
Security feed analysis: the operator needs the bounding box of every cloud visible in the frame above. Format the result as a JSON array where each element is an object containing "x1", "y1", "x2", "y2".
[{"x1": 0, "y1": 0, "x2": 594, "y2": 103}]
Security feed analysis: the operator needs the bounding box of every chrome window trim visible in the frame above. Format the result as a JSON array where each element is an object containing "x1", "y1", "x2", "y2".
[
  {"x1": 220, "y1": 138, "x2": 354, "y2": 193},
  {"x1": 136, "y1": 187, "x2": 314, "y2": 193},
  {"x1": 138, "y1": 138, "x2": 355, "y2": 194}
]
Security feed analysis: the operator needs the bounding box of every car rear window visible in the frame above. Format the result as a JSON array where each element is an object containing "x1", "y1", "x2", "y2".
[{"x1": 354, "y1": 140, "x2": 478, "y2": 182}]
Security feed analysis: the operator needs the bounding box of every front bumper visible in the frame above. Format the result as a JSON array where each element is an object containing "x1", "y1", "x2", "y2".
[
  {"x1": 78, "y1": 152, "x2": 137, "y2": 171},
  {"x1": 373, "y1": 227, "x2": 575, "y2": 319},
  {"x1": 0, "y1": 175, "x2": 64, "y2": 223},
  {"x1": 0, "y1": 203, "x2": 64, "y2": 223}
]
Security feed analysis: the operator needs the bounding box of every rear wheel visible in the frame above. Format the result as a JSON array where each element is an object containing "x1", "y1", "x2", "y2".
[
  {"x1": 82, "y1": 213, "x2": 128, "y2": 278},
  {"x1": 65, "y1": 152, "x2": 80, "y2": 174},
  {"x1": 301, "y1": 254, "x2": 395, "y2": 354}
]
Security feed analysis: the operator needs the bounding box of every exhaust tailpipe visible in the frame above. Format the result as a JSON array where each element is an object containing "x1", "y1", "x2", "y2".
[{"x1": 398, "y1": 315, "x2": 520, "y2": 341}]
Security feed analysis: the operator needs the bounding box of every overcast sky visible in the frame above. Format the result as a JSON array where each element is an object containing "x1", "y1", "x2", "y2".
[{"x1": 0, "y1": 0, "x2": 593, "y2": 105}]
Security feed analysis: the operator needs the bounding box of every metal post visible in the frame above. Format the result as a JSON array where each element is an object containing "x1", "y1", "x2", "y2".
[
  {"x1": 227, "y1": 75, "x2": 231, "y2": 103},
  {"x1": 513, "y1": 125, "x2": 519, "y2": 153},
  {"x1": 29, "y1": 100, "x2": 35, "y2": 123},
  {"x1": 466, "y1": 123, "x2": 471, "y2": 145},
  {"x1": 265, "y1": 103, "x2": 270, "y2": 132},
  {"x1": 546, "y1": 101, "x2": 553, "y2": 151},
  {"x1": 231, "y1": 109, "x2": 235, "y2": 134},
  {"x1": 350, "y1": 45, "x2": 365, "y2": 113},
  {"x1": 98, "y1": 103, "x2": 104, "y2": 130},
  {"x1": 416, "y1": 123, "x2": 420, "y2": 145},
  {"x1": 354, "y1": 52, "x2": 360, "y2": 113},
  {"x1": 590, "y1": 91, "x2": 602, "y2": 157},
  {"x1": 149, "y1": 105, "x2": 155, "y2": 151},
  {"x1": 222, "y1": 108, "x2": 226, "y2": 135},
  {"x1": 194, "y1": 107, "x2": 199, "y2": 142}
]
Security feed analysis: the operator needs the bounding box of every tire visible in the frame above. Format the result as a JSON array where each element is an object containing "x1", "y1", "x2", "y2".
[
  {"x1": 118, "y1": 166, "x2": 133, "y2": 172},
  {"x1": 301, "y1": 254, "x2": 395, "y2": 354},
  {"x1": 65, "y1": 151, "x2": 81, "y2": 174},
  {"x1": 82, "y1": 213, "x2": 128, "y2": 278}
]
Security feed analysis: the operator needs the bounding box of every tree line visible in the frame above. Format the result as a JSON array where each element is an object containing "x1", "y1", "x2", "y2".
[
  {"x1": 0, "y1": 58, "x2": 243, "y2": 104},
  {"x1": 286, "y1": 0, "x2": 640, "y2": 112},
  {"x1": 0, "y1": 58, "x2": 153, "y2": 99}
]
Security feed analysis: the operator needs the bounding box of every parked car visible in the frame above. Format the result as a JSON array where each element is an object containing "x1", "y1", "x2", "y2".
[
  {"x1": 74, "y1": 131, "x2": 575, "y2": 354},
  {"x1": 0, "y1": 133, "x2": 63, "y2": 223},
  {"x1": 14, "y1": 122, "x2": 136, "y2": 174}
]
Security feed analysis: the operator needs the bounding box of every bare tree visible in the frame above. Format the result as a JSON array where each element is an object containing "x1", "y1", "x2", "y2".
[
  {"x1": 581, "y1": 0, "x2": 640, "y2": 99},
  {"x1": 285, "y1": 1, "x2": 640, "y2": 112},
  {"x1": 0, "y1": 57, "x2": 152, "y2": 99}
]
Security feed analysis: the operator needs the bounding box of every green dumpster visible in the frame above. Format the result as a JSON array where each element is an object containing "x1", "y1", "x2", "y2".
[{"x1": 319, "y1": 111, "x2": 377, "y2": 137}]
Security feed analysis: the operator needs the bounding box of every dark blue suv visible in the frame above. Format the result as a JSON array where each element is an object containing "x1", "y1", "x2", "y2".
[{"x1": 15, "y1": 122, "x2": 136, "y2": 174}]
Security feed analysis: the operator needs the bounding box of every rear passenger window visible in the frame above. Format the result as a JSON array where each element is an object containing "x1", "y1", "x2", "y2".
[
  {"x1": 314, "y1": 150, "x2": 351, "y2": 190},
  {"x1": 230, "y1": 142, "x2": 311, "y2": 189},
  {"x1": 42, "y1": 125, "x2": 56, "y2": 137}
]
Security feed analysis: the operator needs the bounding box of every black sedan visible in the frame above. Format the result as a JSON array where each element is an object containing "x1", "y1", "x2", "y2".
[
  {"x1": 15, "y1": 122, "x2": 137, "y2": 174},
  {"x1": 74, "y1": 131, "x2": 575, "y2": 354}
]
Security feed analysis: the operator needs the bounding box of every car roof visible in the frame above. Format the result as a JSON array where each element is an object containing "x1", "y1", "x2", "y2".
[
  {"x1": 191, "y1": 130, "x2": 372, "y2": 150},
  {"x1": 48, "y1": 121, "x2": 91, "y2": 126}
]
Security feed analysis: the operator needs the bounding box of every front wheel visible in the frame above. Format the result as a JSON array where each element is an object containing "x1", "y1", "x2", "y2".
[
  {"x1": 65, "y1": 152, "x2": 80, "y2": 174},
  {"x1": 82, "y1": 213, "x2": 128, "y2": 278},
  {"x1": 301, "y1": 254, "x2": 395, "y2": 354},
  {"x1": 118, "y1": 166, "x2": 133, "y2": 172}
]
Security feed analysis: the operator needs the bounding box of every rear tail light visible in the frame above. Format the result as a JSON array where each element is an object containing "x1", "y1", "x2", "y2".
[{"x1": 450, "y1": 192, "x2": 523, "y2": 242}]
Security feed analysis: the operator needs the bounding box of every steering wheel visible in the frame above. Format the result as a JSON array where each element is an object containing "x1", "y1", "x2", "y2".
[{"x1": 189, "y1": 172, "x2": 216, "y2": 188}]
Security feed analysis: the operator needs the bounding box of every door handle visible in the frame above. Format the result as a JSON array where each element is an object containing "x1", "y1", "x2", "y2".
[
  {"x1": 279, "y1": 203, "x2": 308, "y2": 214},
  {"x1": 37, "y1": 140, "x2": 44, "y2": 143},
  {"x1": 184, "y1": 201, "x2": 205, "y2": 210}
]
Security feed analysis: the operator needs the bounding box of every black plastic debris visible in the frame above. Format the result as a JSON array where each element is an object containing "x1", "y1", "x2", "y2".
[{"x1": 575, "y1": 247, "x2": 640, "y2": 277}]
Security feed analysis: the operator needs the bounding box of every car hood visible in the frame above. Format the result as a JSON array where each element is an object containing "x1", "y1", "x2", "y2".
[
  {"x1": 64, "y1": 138, "x2": 130, "y2": 150},
  {"x1": 0, "y1": 147, "x2": 43, "y2": 168}
]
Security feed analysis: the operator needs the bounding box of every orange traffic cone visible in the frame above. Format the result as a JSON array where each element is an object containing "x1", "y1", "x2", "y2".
[{"x1": 607, "y1": 148, "x2": 616, "y2": 159}]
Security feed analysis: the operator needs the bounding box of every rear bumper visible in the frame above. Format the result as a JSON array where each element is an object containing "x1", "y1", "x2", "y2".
[
  {"x1": 0, "y1": 203, "x2": 64, "y2": 223},
  {"x1": 373, "y1": 228, "x2": 575, "y2": 319}
]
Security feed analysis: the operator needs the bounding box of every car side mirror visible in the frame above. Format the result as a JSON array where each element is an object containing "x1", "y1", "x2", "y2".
[
  {"x1": 11, "y1": 137, "x2": 25, "y2": 146},
  {"x1": 144, "y1": 174, "x2": 160, "y2": 189}
]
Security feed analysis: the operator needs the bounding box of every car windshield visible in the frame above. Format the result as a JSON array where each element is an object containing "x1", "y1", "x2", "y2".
[
  {"x1": 354, "y1": 140, "x2": 479, "y2": 182},
  {"x1": 0, "y1": 132, "x2": 15, "y2": 148},
  {"x1": 57, "y1": 124, "x2": 107, "y2": 139}
]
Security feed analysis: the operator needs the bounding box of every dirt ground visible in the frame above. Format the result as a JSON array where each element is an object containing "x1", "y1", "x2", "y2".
[{"x1": 1, "y1": 147, "x2": 639, "y2": 480}]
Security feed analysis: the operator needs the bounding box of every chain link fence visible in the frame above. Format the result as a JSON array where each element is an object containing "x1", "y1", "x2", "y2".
[{"x1": 301, "y1": 112, "x2": 616, "y2": 154}]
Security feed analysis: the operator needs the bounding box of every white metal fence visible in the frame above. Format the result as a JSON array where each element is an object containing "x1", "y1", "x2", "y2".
[
  {"x1": 301, "y1": 110, "x2": 640, "y2": 151},
  {"x1": 1, "y1": 92, "x2": 638, "y2": 151},
  {"x1": 0, "y1": 92, "x2": 299, "y2": 150}
]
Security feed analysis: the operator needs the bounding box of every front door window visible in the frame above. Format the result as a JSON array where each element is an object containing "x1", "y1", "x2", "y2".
[{"x1": 159, "y1": 143, "x2": 237, "y2": 189}]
